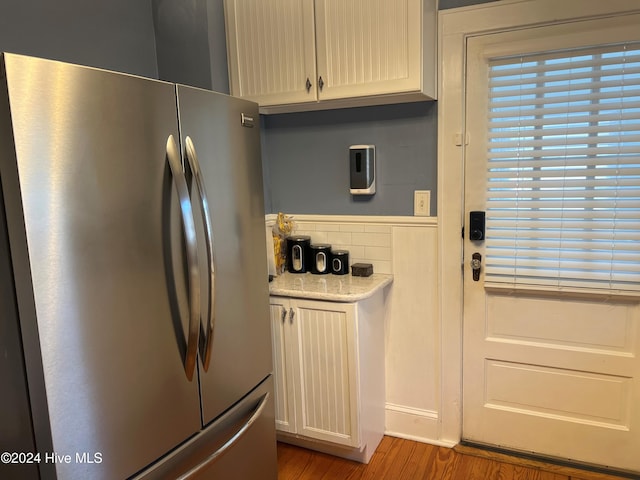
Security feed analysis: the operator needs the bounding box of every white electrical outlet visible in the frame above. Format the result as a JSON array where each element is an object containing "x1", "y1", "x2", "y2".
[{"x1": 414, "y1": 190, "x2": 431, "y2": 216}]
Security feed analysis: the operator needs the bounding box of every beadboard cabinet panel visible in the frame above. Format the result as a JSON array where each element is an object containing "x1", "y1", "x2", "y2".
[
  {"x1": 315, "y1": 0, "x2": 423, "y2": 100},
  {"x1": 225, "y1": 0, "x2": 436, "y2": 113},
  {"x1": 269, "y1": 298, "x2": 360, "y2": 448},
  {"x1": 295, "y1": 304, "x2": 359, "y2": 447},
  {"x1": 225, "y1": 0, "x2": 317, "y2": 106}
]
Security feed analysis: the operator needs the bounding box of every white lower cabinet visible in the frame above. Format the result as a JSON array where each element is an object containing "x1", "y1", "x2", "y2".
[{"x1": 269, "y1": 294, "x2": 385, "y2": 463}]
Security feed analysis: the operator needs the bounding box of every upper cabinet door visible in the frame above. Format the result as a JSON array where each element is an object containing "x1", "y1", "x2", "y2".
[
  {"x1": 225, "y1": 0, "x2": 317, "y2": 106},
  {"x1": 314, "y1": 0, "x2": 423, "y2": 101}
]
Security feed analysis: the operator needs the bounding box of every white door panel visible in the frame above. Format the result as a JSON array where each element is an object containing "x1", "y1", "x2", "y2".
[{"x1": 462, "y1": 15, "x2": 640, "y2": 473}]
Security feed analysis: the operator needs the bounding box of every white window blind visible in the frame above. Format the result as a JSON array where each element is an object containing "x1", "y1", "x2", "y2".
[{"x1": 485, "y1": 43, "x2": 640, "y2": 294}]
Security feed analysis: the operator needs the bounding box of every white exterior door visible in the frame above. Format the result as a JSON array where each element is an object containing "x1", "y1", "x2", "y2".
[{"x1": 462, "y1": 15, "x2": 640, "y2": 472}]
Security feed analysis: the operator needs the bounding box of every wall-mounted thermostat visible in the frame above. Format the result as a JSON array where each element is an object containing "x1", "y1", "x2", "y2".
[{"x1": 349, "y1": 145, "x2": 375, "y2": 195}]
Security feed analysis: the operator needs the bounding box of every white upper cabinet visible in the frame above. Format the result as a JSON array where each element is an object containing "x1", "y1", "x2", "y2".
[
  {"x1": 224, "y1": 0, "x2": 436, "y2": 113},
  {"x1": 224, "y1": 0, "x2": 318, "y2": 107},
  {"x1": 315, "y1": 0, "x2": 424, "y2": 101}
]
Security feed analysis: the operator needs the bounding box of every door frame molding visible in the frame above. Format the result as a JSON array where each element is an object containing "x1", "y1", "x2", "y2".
[{"x1": 436, "y1": 0, "x2": 640, "y2": 445}]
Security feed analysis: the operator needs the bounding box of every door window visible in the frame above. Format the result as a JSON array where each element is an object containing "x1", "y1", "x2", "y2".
[{"x1": 485, "y1": 43, "x2": 640, "y2": 293}]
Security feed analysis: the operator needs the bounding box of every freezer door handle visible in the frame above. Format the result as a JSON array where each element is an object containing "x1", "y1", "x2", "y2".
[
  {"x1": 184, "y1": 136, "x2": 216, "y2": 372},
  {"x1": 177, "y1": 392, "x2": 271, "y2": 479},
  {"x1": 166, "y1": 135, "x2": 201, "y2": 381}
]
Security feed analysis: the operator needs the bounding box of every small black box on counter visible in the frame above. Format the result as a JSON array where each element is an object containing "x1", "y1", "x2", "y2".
[{"x1": 351, "y1": 263, "x2": 373, "y2": 277}]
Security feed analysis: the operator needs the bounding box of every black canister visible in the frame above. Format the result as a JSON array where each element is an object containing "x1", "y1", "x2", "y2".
[
  {"x1": 286, "y1": 236, "x2": 311, "y2": 273},
  {"x1": 331, "y1": 250, "x2": 350, "y2": 275},
  {"x1": 310, "y1": 244, "x2": 332, "y2": 274}
]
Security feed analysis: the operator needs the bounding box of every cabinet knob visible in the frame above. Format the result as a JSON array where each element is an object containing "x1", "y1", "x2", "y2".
[
  {"x1": 318, "y1": 76, "x2": 325, "y2": 91},
  {"x1": 281, "y1": 306, "x2": 287, "y2": 323},
  {"x1": 305, "y1": 77, "x2": 312, "y2": 92},
  {"x1": 289, "y1": 308, "x2": 295, "y2": 323}
]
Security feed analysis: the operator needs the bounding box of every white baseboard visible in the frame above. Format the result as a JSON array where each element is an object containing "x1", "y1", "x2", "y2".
[{"x1": 385, "y1": 403, "x2": 455, "y2": 447}]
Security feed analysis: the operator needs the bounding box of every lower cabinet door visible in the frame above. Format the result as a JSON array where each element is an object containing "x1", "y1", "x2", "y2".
[
  {"x1": 292, "y1": 300, "x2": 360, "y2": 448},
  {"x1": 270, "y1": 297, "x2": 361, "y2": 448},
  {"x1": 269, "y1": 300, "x2": 297, "y2": 434}
]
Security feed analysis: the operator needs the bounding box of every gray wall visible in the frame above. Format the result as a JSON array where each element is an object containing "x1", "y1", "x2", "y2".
[
  {"x1": 0, "y1": 0, "x2": 157, "y2": 78},
  {"x1": 264, "y1": 102, "x2": 437, "y2": 216},
  {"x1": 206, "y1": 0, "x2": 231, "y2": 95},
  {"x1": 153, "y1": 0, "x2": 211, "y2": 90},
  {"x1": 152, "y1": 0, "x2": 229, "y2": 93}
]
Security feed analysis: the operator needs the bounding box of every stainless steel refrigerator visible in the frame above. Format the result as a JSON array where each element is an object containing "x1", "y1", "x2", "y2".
[{"x1": 0, "y1": 53, "x2": 277, "y2": 480}]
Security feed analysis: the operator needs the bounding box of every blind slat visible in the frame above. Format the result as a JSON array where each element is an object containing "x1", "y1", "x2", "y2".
[
  {"x1": 486, "y1": 249, "x2": 640, "y2": 263},
  {"x1": 488, "y1": 178, "x2": 640, "y2": 188},
  {"x1": 488, "y1": 100, "x2": 640, "y2": 119},
  {"x1": 489, "y1": 133, "x2": 640, "y2": 149},
  {"x1": 490, "y1": 86, "x2": 640, "y2": 109},
  {"x1": 488, "y1": 199, "x2": 640, "y2": 209},
  {"x1": 488, "y1": 218, "x2": 640, "y2": 229},
  {"x1": 487, "y1": 209, "x2": 640, "y2": 219},
  {"x1": 489, "y1": 122, "x2": 640, "y2": 139},
  {"x1": 487, "y1": 240, "x2": 640, "y2": 251},
  {"x1": 488, "y1": 167, "x2": 640, "y2": 179},
  {"x1": 490, "y1": 110, "x2": 640, "y2": 128},
  {"x1": 485, "y1": 228, "x2": 640, "y2": 240},
  {"x1": 488, "y1": 145, "x2": 640, "y2": 159},
  {"x1": 487, "y1": 188, "x2": 640, "y2": 199},
  {"x1": 490, "y1": 49, "x2": 640, "y2": 77},
  {"x1": 490, "y1": 65, "x2": 640, "y2": 90}
]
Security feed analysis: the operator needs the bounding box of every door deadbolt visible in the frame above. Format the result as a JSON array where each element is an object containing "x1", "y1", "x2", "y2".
[{"x1": 469, "y1": 211, "x2": 486, "y2": 241}]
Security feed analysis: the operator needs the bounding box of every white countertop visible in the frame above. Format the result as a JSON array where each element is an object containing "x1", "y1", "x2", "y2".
[{"x1": 269, "y1": 272, "x2": 393, "y2": 302}]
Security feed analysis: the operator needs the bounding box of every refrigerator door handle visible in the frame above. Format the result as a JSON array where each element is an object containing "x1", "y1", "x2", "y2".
[
  {"x1": 184, "y1": 136, "x2": 216, "y2": 371},
  {"x1": 177, "y1": 392, "x2": 270, "y2": 480},
  {"x1": 166, "y1": 135, "x2": 201, "y2": 381}
]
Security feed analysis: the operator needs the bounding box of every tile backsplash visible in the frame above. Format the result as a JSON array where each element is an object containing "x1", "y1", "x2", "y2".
[{"x1": 292, "y1": 221, "x2": 393, "y2": 274}]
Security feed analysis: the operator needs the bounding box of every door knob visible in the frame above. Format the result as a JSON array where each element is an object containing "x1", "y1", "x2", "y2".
[{"x1": 471, "y1": 252, "x2": 482, "y2": 281}]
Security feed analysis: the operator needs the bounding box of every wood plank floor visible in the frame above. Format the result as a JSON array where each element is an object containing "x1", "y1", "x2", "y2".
[{"x1": 277, "y1": 436, "x2": 633, "y2": 480}]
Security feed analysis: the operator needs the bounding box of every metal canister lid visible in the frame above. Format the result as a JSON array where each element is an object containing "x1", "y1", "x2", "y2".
[{"x1": 287, "y1": 235, "x2": 311, "y2": 242}]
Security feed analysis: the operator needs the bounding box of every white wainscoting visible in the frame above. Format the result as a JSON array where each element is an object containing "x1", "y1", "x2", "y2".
[{"x1": 267, "y1": 214, "x2": 446, "y2": 445}]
